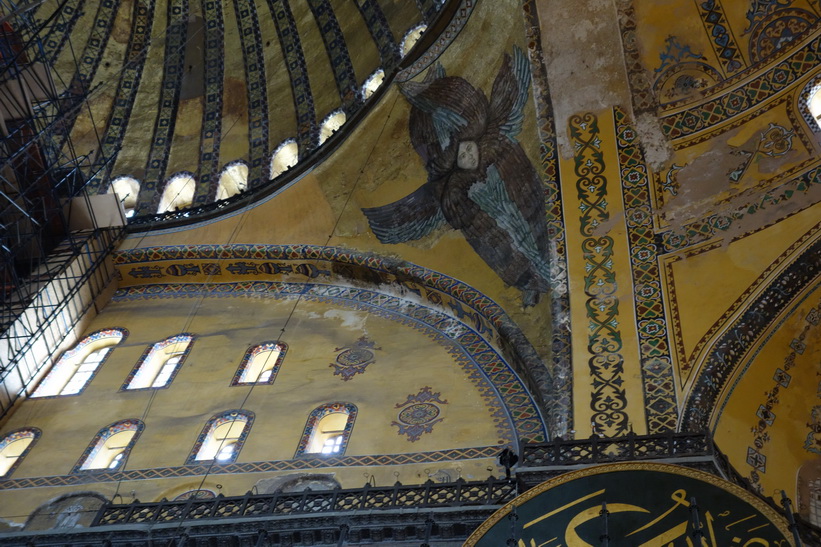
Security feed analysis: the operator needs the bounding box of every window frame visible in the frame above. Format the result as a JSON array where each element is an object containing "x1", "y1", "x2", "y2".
[
  {"x1": 295, "y1": 402, "x2": 357, "y2": 458},
  {"x1": 230, "y1": 342, "x2": 287, "y2": 386},
  {"x1": 31, "y1": 328, "x2": 128, "y2": 398},
  {"x1": 186, "y1": 410, "x2": 255, "y2": 465},
  {"x1": 71, "y1": 419, "x2": 144, "y2": 473},
  {"x1": 0, "y1": 428, "x2": 41, "y2": 478},
  {"x1": 121, "y1": 334, "x2": 195, "y2": 391}
]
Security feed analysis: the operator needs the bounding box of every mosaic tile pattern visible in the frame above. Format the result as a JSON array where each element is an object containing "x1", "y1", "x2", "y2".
[
  {"x1": 267, "y1": 0, "x2": 317, "y2": 152},
  {"x1": 232, "y1": 0, "x2": 269, "y2": 189},
  {"x1": 185, "y1": 410, "x2": 254, "y2": 464},
  {"x1": 70, "y1": 419, "x2": 144, "y2": 474},
  {"x1": 415, "y1": 0, "x2": 440, "y2": 24},
  {"x1": 120, "y1": 333, "x2": 195, "y2": 391},
  {"x1": 112, "y1": 243, "x2": 554, "y2": 436},
  {"x1": 570, "y1": 112, "x2": 629, "y2": 437},
  {"x1": 748, "y1": 8, "x2": 816, "y2": 64},
  {"x1": 137, "y1": 0, "x2": 189, "y2": 214},
  {"x1": 307, "y1": 0, "x2": 360, "y2": 114},
  {"x1": 355, "y1": 0, "x2": 400, "y2": 73},
  {"x1": 698, "y1": 0, "x2": 744, "y2": 75},
  {"x1": 193, "y1": 0, "x2": 225, "y2": 204},
  {"x1": 294, "y1": 403, "x2": 357, "y2": 457},
  {"x1": 112, "y1": 279, "x2": 543, "y2": 443},
  {"x1": 682, "y1": 236, "x2": 821, "y2": 431},
  {"x1": 87, "y1": 0, "x2": 157, "y2": 192},
  {"x1": 0, "y1": 428, "x2": 40, "y2": 479},
  {"x1": 614, "y1": 107, "x2": 678, "y2": 432},
  {"x1": 615, "y1": 0, "x2": 656, "y2": 114},
  {"x1": 392, "y1": 387, "x2": 448, "y2": 442},
  {"x1": 231, "y1": 342, "x2": 287, "y2": 385},
  {"x1": 32, "y1": 328, "x2": 127, "y2": 398},
  {"x1": 521, "y1": 0, "x2": 572, "y2": 437},
  {"x1": 0, "y1": 446, "x2": 501, "y2": 490},
  {"x1": 41, "y1": 0, "x2": 85, "y2": 64}
]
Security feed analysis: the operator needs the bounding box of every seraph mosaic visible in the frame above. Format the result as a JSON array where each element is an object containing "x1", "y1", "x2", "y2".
[{"x1": 363, "y1": 47, "x2": 551, "y2": 306}]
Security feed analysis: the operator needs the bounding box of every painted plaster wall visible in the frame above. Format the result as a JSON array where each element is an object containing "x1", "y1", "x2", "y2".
[{"x1": 0, "y1": 295, "x2": 508, "y2": 525}]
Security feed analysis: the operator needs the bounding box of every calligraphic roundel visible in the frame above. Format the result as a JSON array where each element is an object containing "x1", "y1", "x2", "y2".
[
  {"x1": 465, "y1": 462, "x2": 792, "y2": 546},
  {"x1": 362, "y1": 47, "x2": 551, "y2": 306}
]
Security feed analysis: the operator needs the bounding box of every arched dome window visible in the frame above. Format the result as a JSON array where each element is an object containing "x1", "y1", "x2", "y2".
[
  {"x1": 215, "y1": 162, "x2": 248, "y2": 201},
  {"x1": 122, "y1": 334, "x2": 194, "y2": 390},
  {"x1": 72, "y1": 420, "x2": 143, "y2": 472},
  {"x1": 231, "y1": 342, "x2": 287, "y2": 385},
  {"x1": 269, "y1": 139, "x2": 299, "y2": 179},
  {"x1": 157, "y1": 173, "x2": 196, "y2": 213},
  {"x1": 400, "y1": 24, "x2": 427, "y2": 57},
  {"x1": 809, "y1": 86, "x2": 821, "y2": 129},
  {"x1": 0, "y1": 428, "x2": 40, "y2": 477},
  {"x1": 32, "y1": 329, "x2": 127, "y2": 397},
  {"x1": 187, "y1": 410, "x2": 254, "y2": 464},
  {"x1": 107, "y1": 176, "x2": 140, "y2": 218},
  {"x1": 361, "y1": 68, "x2": 385, "y2": 101},
  {"x1": 295, "y1": 403, "x2": 357, "y2": 457},
  {"x1": 318, "y1": 110, "x2": 346, "y2": 146}
]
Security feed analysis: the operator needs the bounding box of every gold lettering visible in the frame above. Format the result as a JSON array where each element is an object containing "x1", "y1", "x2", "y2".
[
  {"x1": 636, "y1": 520, "x2": 689, "y2": 546},
  {"x1": 565, "y1": 504, "x2": 650, "y2": 546},
  {"x1": 725, "y1": 515, "x2": 756, "y2": 531},
  {"x1": 523, "y1": 489, "x2": 606, "y2": 529},
  {"x1": 627, "y1": 489, "x2": 690, "y2": 537}
]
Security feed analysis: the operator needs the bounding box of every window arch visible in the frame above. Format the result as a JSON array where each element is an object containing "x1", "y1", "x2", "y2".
[
  {"x1": 186, "y1": 410, "x2": 254, "y2": 464},
  {"x1": 0, "y1": 428, "x2": 40, "y2": 477},
  {"x1": 157, "y1": 172, "x2": 196, "y2": 213},
  {"x1": 361, "y1": 68, "x2": 385, "y2": 101},
  {"x1": 797, "y1": 72, "x2": 821, "y2": 132},
  {"x1": 318, "y1": 110, "x2": 346, "y2": 146},
  {"x1": 215, "y1": 162, "x2": 248, "y2": 201},
  {"x1": 32, "y1": 328, "x2": 127, "y2": 397},
  {"x1": 400, "y1": 24, "x2": 427, "y2": 57},
  {"x1": 269, "y1": 139, "x2": 298, "y2": 179},
  {"x1": 72, "y1": 419, "x2": 143, "y2": 473},
  {"x1": 122, "y1": 334, "x2": 194, "y2": 390},
  {"x1": 295, "y1": 403, "x2": 357, "y2": 457},
  {"x1": 231, "y1": 342, "x2": 287, "y2": 385},
  {"x1": 107, "y1": 176, "x2": 140, "y2": 218}
]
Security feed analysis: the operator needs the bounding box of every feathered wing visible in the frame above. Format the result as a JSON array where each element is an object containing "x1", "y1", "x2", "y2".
[
  {"x1": 488, "y1": 45, "x2": 531, "y2": 141},
  {"x1": 361, "y1": 183, "x2": 446, "y2": 244}
]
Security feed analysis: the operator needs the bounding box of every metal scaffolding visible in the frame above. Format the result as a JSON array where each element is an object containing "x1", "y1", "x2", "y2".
[{"x1": 0, "y1": 0, "x2": 122, "y2": 418}]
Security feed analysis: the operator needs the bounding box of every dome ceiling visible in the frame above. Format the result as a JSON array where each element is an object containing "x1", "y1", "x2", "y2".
[{"x1": 37, "y1": 0, "x2": 450, "y2": 223}]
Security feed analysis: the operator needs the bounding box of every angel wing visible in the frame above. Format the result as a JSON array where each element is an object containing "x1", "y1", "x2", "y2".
[
  {"x1": 361, "y1": 183, "x2": 446, "y2": 244},
  {"x1": 488, "y1": 45, "x2": 531, "y2": 141}
]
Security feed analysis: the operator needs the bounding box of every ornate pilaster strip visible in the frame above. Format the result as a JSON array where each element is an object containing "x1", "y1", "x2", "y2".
[
  {"x1": 192, "y1": 0, "x2": 224, "y2": 205},
  {"x1": 40, "y1": 0, "x2": 85, "y2": 65},
  {"x1": 48, "y1": 0, "x2": 121, "y2": 156},
  {"x1": 696, "y1": 0, "x2": 744, "y2": 75},
  {"x1": 137, "y1": 0, "x2": 188, "y2": 214},
  {"x1": 615, "y1": 0, "x2": 657, "y2": 116},
  {"x1": 86, "y1": 0, "x2": 157, "y2": 192},
  {"x1": 570, "y1": 113, "x2": 630, "y2": 437},
  {"x1": 355, "y1": 0, "x2": 400, "y2": 73},
  {"x1": 414, "y1": 0, "x2": 439, "y2": 24},
  {"x1": 614, "y1": 106, "x2": 678, "y2": 432},
  {"x1": 521, "y1": 0, "x2": 571, "y2": 437},
  {"x1": 266, "y1": 0, "x2": 317, "y2": 153},
  {"x1": 307, "y1": 0, "x2": 360, "y2": 114},
  {"x1": 232, "y1": 0, "x2": 268, "y2": 189}
]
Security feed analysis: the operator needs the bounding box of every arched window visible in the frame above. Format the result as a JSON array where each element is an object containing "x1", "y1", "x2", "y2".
[
  {"x1": 400, "y1": 24, "x2": 427, "y2": 57},
  {"x1": 0, "y1": 428, "x2": 40, "y2": 477},
  {"x1": 295, "y1": 403, "x2": 357, "y2": 457},
  {"x1": 215, "y1": 162, "x2": 248, "y2": 201},
  {"x1": 107, "y1": 176, "x2": 140, "y2": 218},
  {"x1": 231, "y1": 342, "x2": 287, "y2": 385},
  {"x1": 32, "y1": 329, "x2": 127, "y2": 397},
  {"x1": 361, "y1": 68, "x2": 385, "y2": 101},
  {"x1": 157, "y1": 172, "x2": 196, "y2": 213},
  {"x1": 269, "y1": 139, "x2": 298, "y2": 179},
  {"x1": 187, "y1": 410, "x2": 254, "y2": 464},
  {"x1": 809, "y1": 85, "x2": 821, "y2": 130},
  {"x1": 72, "y1": 420, "x2": 143, "y2": 472},
  {"x1": 122, "y1": 334, "x2": 194, "y2": 390},
  {"x1": 318, "y1": 110, "x2": 346, "y2": 146}
]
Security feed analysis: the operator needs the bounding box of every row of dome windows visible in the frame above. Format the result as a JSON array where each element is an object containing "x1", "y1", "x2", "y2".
[
  {"x1": 108, "y1": 23, "x2": 429, "y2": 217},
  {"x1": 30, "y1": 329, "x2": 285, "y2": 397},
  {"x1": 0, "y1": 403, "x2": 356, "y2": 479}
]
